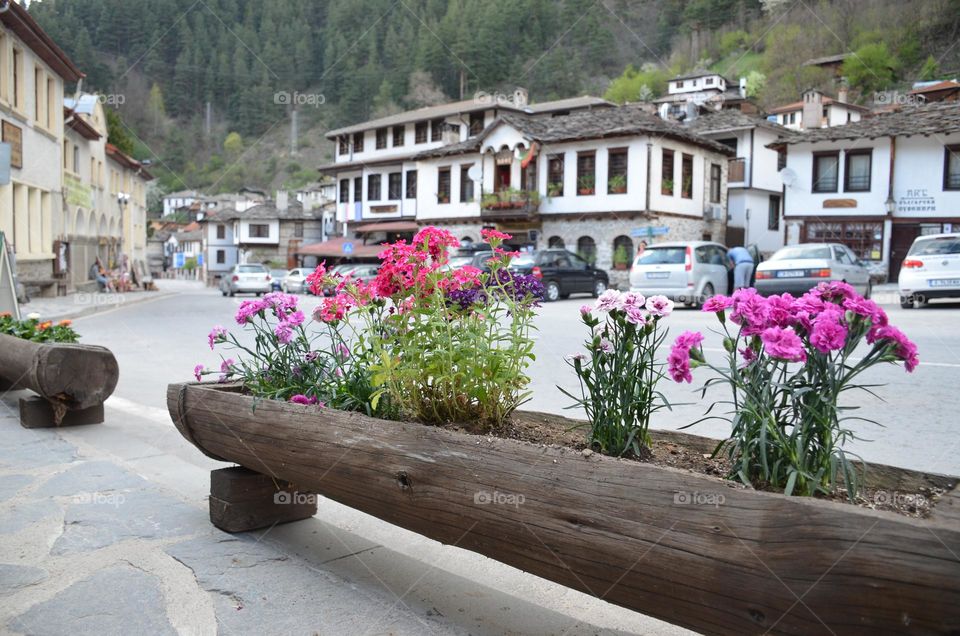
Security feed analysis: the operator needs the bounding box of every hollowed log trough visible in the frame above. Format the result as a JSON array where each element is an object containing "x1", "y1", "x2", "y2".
[
  {"x1": 168, "y1": 381, "x2": 960, "y2": 636},
  {"x1": 0, "y1": 333, "x2": 119, "y2": 427}
]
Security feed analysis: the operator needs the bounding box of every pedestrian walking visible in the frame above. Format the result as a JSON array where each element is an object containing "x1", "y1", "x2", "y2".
[{"x1": 727, "y1": 245, "x2": 754, "y2": 290}]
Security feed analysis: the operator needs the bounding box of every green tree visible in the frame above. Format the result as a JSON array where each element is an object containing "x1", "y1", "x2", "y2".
[
  {"x1": 842, "y1": 43, "x2": 899, "y2": 96},
  {"x1": 604, "y1": 64, "x2": 670, "y2": 103},
  {"x1": 919, "y1": 55, "x2": 940, "y2": 81},
  {"x1": 105, "y1": 108, "x2": 136, "y2": 156},
  {"x1": 223, "y1": 132, "x2": 244, "y2": 158}
]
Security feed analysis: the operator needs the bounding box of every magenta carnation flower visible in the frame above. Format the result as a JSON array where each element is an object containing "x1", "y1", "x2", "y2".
[
  {"x1": 869, "y1": 325, "x2": 919, "y2": 372},
  {"x1": 289, "y1": 394, "x2": 318, "y2": 405},
  {"x1": 765, "y1": 293, "x2": 797, "y2": 329},
  {"x1": 193, "y1": 364, "x2": 204, "y2": 382},
  {"x1": 760, "y1": 327, "x2": 807, "y2": 363},
  {"x1": 730, "y1": 288, "x2": 768, "y2": 335},
  {"x1": 208, "y1": 325, "x2": 227, "y2": 350},
  {"x1": 668, "y1": 331, "x2": 705, "y2": 383},
  {"x1": 809, "y1": 310, "x2": 848, "y2": 354},
  {"x1": 702, "y1": 295, "x2": 733, "y2": 313}
]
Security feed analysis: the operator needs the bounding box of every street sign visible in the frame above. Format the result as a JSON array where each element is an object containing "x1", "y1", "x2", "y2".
[
  {"x1": 197, "y1": 253, "x2": 204, "y2": 266},
  {"x1": 631, "y1": 226, "x2": 670, "y2": 238},
  {"x1": 342, "y1": 242, "x2": 354, "y2": 255},
  {"x1": 174, "y1": 252, "x2": 185, "y2": 268}
]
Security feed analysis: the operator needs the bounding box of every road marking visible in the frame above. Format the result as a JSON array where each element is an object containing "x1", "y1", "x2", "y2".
[
  {"x1": 106, "y1": 395, "x2": 174, "y2": 426},
  {"x1": 702, "y1": 347, "x2": 960, "y2": 368}
]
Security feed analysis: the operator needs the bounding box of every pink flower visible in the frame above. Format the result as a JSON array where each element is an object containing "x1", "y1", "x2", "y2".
[
  {"x1": 668, "y1": 331, "x2": 704, "y2": 383},
  {"x1": 598, "y1": 338, "x2": 614, "y2": 354},
  {"x1": 264, "y1": 292, "x2": 298, "y2": 317},
  {"x1": 645, "y1": 295, "x2": 674, "y2": 317},
  {"x1": 809, "y1": 310, "x2": 848, "y2": 354},
  {"x1": 235, "y1": 299, "x2": 267, "y2": 325},
  {"x1": 624, "y1": 305, "x2": 648, "y2": 325},
  {"x1": 208, "y1": 325, "x2": 227, "y2": 350},
  {"x1": 413, "y1": 226, "x2": 460, "y2": 262},
  {"x1": 738, "y1": 346, "x2": 757, "y2": 367},
  {"x1": 702, "y1": 295, "x2": 733, "y2": 313},
  {"x1": 285, "y1": 310, "x2": 305, "y2": 328},
  {"x1": 621, "y1": 292, "x2": 646, "y2": 308},
  {"x1": 289, "y1": 394, "x2": 319, "y2": 405},
  {"x1": 730, "y1": 288, "x2": 767, "y2": 335},
  {"x1": 480, "y1": 228, "x2": 512, "y2": 242},
  {"x1": 274, "y1": 321, "x2": 294, "y2": 344},
  {"x1": 869, "y1": 325, "x2": 919, "y2": 372},
  {"x1": 579, "y1": 304, "x2": 592, "y2": 316},
  {"x1": 594, "y1": 289, "x2": 623, "y2": 312},
  {"x1": 792, "y1": 292, "x2": 827, "y2": 330},
  {"x1": 313, "y1": 294, "x2": 352, "y2": 323},
  {"x1": 566, "y1": 352, "x2": 588, "y2": 362},
  {"x1": 765, "y1": 293, "x2": 797, "y2": 329},
  {"x1": 843, "y1": 296, "x2": 887, "y2": 327},
  {"x1": 193, "y1": 364, "x2": 204, "y2": 382},
  {"x1": 813, "y1": 280, "x2": 856, "y2": 302},
  {"x1": 338, "y1": 343, "x2": 351, "y2": 359},
  {"x1": 760, "y1": 327, "x2": 807, "y2": 363},
  {"x1": 218, "y1": 358, "x2": 235, "y2": 382},
  {"x1": 305, "y1": 262, "x2": 327, "y2": 295}
]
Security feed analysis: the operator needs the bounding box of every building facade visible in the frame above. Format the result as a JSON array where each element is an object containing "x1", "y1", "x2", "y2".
[
  {"x1": 769, "y1": 89, "x2": 868, "y2": 131},
  {"x1": 776, "y1": 102, "x2": 960, "y2": 281}
]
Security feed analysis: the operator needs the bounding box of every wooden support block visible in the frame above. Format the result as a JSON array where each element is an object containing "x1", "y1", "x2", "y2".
[
  {"x1": 209, "y1": 466, "x2": 317, "y2": 533},
  {"x1": 19, "y1": 396, "x2": 104, "y2": 428}
]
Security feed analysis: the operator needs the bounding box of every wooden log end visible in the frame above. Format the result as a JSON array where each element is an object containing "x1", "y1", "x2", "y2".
[
  {"x1": 19, "y1": 396, "x2": 104, "y2": 429},
  {"x1": 209, "y1": 467, "x2": 317, "y2": 533}
]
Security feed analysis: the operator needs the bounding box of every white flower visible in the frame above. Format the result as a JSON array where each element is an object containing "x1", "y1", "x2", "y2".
[
  {"x1": 26, "y1": 312, "x2": 40, "y2": 320},
  {"x1": 621, "y1": 291, "x2": 646, "y2": 308},
  {"x1": 566, "y1": 352, "x2": 588, "y2": 362},
  {"x1": 624, "y1": 305, "x2": 649, "y2": 325},
  {"x1": 598, "y1": 338, "x2": 615, "y2": 354},
  {"x1": 645, "y1": 295, "x2": 674, "y2": 317},
  {"x1": 594, "y1": 289, "x2": 623, "y2": 312}
]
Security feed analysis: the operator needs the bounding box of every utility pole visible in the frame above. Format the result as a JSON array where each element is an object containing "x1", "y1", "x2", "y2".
[{"x1": 290, "y1": 108, "x2": 298, "y2": 155}]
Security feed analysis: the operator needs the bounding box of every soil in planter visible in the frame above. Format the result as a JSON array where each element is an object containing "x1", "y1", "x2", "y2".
[{"x1": 449, "y1": 410, "x2": 947, "y2": 519}]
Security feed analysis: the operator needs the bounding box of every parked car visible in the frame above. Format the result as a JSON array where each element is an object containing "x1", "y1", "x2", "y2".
[
  {"x1": 219, "y1": 264, "x2": 272, "y2": 297},
  {"x1": 281, "y1": 268, "x2": 312, "y2": 294},
  {"x1": 321, "y1": 263, "x2": 380, "y2": 296},
  {"x1": 755, "y1": 243, "x2": 871, "y2": 297},
  {"x1": 629, "y1": 241, "x2": 729, "y2": 307},
  {"x1": 508, "y1": 249, "x2": 609, "y2": 302},
  {"x1": 269, "y1": 269, "x2": 289, "y2": 292},
  {"x1": 446, "y1": 243, "x2": 494, "y2": 272},
  {"x1": 898, "y1": 232, "x2": 960, "y2": 308}
]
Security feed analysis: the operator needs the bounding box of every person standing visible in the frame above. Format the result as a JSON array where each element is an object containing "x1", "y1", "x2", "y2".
[{"x1": 727, "y1": 245, "x2": 755, "y2": 290}]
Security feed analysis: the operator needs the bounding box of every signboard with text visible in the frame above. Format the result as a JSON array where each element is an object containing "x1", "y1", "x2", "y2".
[
  {"x1": 1, "y1": 121, "x2": 22, "y2": 169},
  {"x1": 631, "y1": 226, "x2": 670, "y2": 238}
]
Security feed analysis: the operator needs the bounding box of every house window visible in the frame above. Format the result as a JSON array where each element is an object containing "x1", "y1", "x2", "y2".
[
  {"x1": 777, "y1": 148, "x2": 787, "y2": 171},
  {"x1": 943, "y1": 145, "x2": 960, "y2": 190},
  {"x1": 431, "y1": 119, "x2": 443, "y2": 142},
  {"x1": 415, "y1": 122, "x2": 428, "y2": 143},
  {"x1": 521, "y1": 157, "x2": 537, "y2": 191},
  {"x1": 547, "y1": 154, "x2": 564, "y2": 197},
  {"x1": 376, "y1": 128, "x2": 387, "y2": 149},
  {"x1": 676, "y1": 81, "x2": 684, "y2": 89},
  {"x1": 608, "y1": 148, "x2": 628, "y2": 194},
  {"x1": 804, "y1": 221, "x2": 883, "y2": 261},
  {"x1": 339, "y1": 179, "x2": 349, "y2": 202},
  {"x1": 353, "y1": 177, "x2": 362, "y2": 201},
  {"x1": 768, "y1": 195, "x2": 781, "y2": 231},
  {"x1": 710, "y1": 163, "x2": 722, "y2": 203},
  {"x1": 294, "y1": 221, "x2": 304, "y2": 238},
  {"x1": 844, "y1": 150, "x2": 872, "y2": 192},
  {"x1": 437, "y1": 168, "x2": 451, "y2": 203},
  {"x1": 789, "y1": 112, "x2": 796, "y2": 125},
  {"x1": 392, "y1": 125, "x2": 404, "y2": 147},
  {"x1": 12, "y1": 49, "x2": 22, "y2": 109},
  {"x1": 681, "y1": 153, "x2": 693, "y2": 199},
  {"x1": 548, "y1": 236, "x2": 565, "y2": 248},
  {"x1": 812, "y1": 152, "x2": 840, "y2": 192},
  {"x1": 405, "y1": 170, "x2": 418, "y2": 198},
  {"x1": 576, "y1": 151, "x2": 596, "y2": 195},
  {"x1": 469, "y1": 112, "x2": 484, "y2": 136},
  {"x1": 368, "y1": 174, "x2": 381, "y2": 201},
  {"x1": 388, "y1": 172, "x2": 402, "y2": 200},
  {"x1": 73, "y1": 145, "x2": 80, "y2": 173},
  {"x1": 352, "y1": 131, "x2": 364, "y2": 153},
  {"x1": 705, "y1": 77, "x2": 714, "y2": 85},
  {"x1": 47, "y1": 76, "x2": 55, "y2": 130},
  {"x1": 250, "y1": 224, "x2": 270, "y2": 238},
  {"x1": 661, "y1": 149, "x2": 674, "y2": 195},
  {"x1": 216, "y1": 250, "x2": 225, "y2": 264},
  {"x1": 577, "y1": 236, "x2": 597, "y2": 264},
  {"x1": 338, "y1": 136, "x2": 349, "y2": 155},
  {"x1": 34, "y1": 67, "x2": 43, "y2": 124},
  {"x1": 216, "y1": 224, "x2": 226, "y2": 239},
  {"x1": 460, "y1": 165, "x2": 474, "y2": 202}
]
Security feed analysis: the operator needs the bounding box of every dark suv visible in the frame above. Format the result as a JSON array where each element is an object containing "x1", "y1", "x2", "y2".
[{"x1": 508, "y1": 249, "x2": 609, "y2": 302}]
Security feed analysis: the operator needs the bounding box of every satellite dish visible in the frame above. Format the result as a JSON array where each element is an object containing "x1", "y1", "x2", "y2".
[
  {"x1": 779, "y1": 168, "x2": 798, "y2": 187},
  {"x1": 467, "y1": 164, "x2": 483, "y2": 182}
]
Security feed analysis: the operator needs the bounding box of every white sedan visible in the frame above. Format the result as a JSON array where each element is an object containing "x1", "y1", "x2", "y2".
[
  {"x1": 754, "y1": 243, "x2": 871, "y2": 297},
  {"x1": 898, "y1": 233, "x2": 960, "y2": 308}
]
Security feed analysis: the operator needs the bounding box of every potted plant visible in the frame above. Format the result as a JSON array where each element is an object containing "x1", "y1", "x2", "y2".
[
  {"x1": 170, "y1": 240, "x2": 960, "y2": 636},
  {"x1": 608, "y1": 174, "x2": 627, "y2": 194},
  {"x1": 661, "y1": 178, "x2": 674, "y2": 196},
  {"x1": 547, "y1": 182, "x2": 563, "y2": 199},
  {"x1": 612, "y1": 243, "x2": 631, "y2": 270},
  {"x1": 577, "y1": 174, "x2": 595, "y2": 195},
  {"x1": 681, "y1": 176, "x2": 692, "y2": 198},
  {"x1": 437, "y1": 193, "x2": 450, "y2": 204}
]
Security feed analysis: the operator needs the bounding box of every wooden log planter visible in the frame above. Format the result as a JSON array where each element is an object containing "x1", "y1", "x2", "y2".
[
  {"x1": 168, "y1": 381, "x2": 960, "y2": 636},
  {"x1": 0, "y1": 333, "x2": 119, "y2": 428}
]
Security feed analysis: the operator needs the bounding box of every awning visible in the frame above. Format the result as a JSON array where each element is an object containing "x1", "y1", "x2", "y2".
[
  {"x1": 352, "y1": 221, "x2": 419, "y2": 234},
  {"x1": 296, "y1": 237, "x2": 383, "y2": 258}
]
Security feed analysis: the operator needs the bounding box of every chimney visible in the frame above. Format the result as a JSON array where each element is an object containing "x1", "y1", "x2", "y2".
[
  {"x1": 441, "y1": 122, "x2": 460, "y2": 145},
  {"x1": 801, "y1": 89, "x2": 824, "y2": 130},
  {"x1": 276, "y1": 190, "x2": 289, "y2": 212},
  {"x1": 837, "y1": 83, "x2": 849, "y2": 104}
]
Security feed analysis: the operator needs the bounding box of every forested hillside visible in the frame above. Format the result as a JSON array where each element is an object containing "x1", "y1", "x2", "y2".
[{"x1": 28, "y1": 0, "x2": 960, "y2": 202}]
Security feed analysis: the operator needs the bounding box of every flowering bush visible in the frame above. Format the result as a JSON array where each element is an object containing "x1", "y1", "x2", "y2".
[
  {"x1": 0, "y1": 312, "x2": 79, "y2": 343},
  {"x1": 562, "y1": 290, "x2": 675, "y2": 457},
  {"x1": 310, "y1": 227, "x2": 543, "y2": 429},
  {"x1": 670, "y1": 282, "x2": 918, "y2": 497},
  {"x1": 198, "y1": 291, "x2": 383, "y2": 413}
]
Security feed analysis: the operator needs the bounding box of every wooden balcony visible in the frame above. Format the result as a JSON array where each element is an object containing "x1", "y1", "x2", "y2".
[
  {"x1": 480, "y1": 189, "x2": 540, "y2": 220},
  {"x1": 728, "y1": 158, "x2": 749, "y2": 186}
]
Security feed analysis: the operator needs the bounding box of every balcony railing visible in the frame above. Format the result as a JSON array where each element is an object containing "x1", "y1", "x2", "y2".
[
  {"x1": 728, "y1": 158, "x2": 749, "y2": 186},
  {"x1": 480, "y1": 189, "x2": 540, "y2": 218}
]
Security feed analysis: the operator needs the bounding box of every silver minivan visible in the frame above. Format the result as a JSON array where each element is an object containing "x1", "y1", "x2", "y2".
[{"x1": 629, "y1": 241, "x2": 729, "y2": 306}]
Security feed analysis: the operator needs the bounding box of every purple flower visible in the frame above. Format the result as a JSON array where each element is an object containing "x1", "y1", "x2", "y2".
[
  {"x1": 738, "y1": 346, "x2": 757, "y2": 367},
  {"x1": 598, "y1": 338, "x2": 614, "y2": 354},
  {"x1": 264, "y1": 292, "x2": 298, "y2": 317},
  {"x1": 668, "y1": 331, "x2": 705, "y2": 383},
  {"x1": 645, "y1": 295, "x2": 674, "y2": 317},
  {"x1": 289, "y1": 394, "x2": 319, "y2": 405},
  {"x1": 760, "y1": 327, "x2": 807, "y2": 363},
  {"x1": 274, "y1": 321, "x2": 294, "y2": 344},
  {"x1": 624, "y1": 305, "x2": 648, "y2": 325},
  {"x1": 304, "y1": 351, "x2": 320, "y2": 362},
  {"x1": 809, "y1": 310, "x2": 848, "y2": 354},
  {"x1": 208, "y1": 325, "x2": 227, "y2": 350},
  {"x1": 594, "y1": 289, "x2": 623, "y2": 312},
  {"x1": 193, "y1": 364, "x2": 204, "y2": 382},
  {"x1": 702, "y1": 295, "x2": 734, "y2": 313}
]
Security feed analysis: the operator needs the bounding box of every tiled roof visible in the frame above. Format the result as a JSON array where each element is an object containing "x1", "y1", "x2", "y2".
[
  {"x1": 410, "y1": 138, "x2": 482, "y2": 160},
  {"x1": 771, "y1": 102, "x2": 960, "y2": 145},
  {"x1": 683, "y1": 109, "x2": 786, "y2": 135},
  {"x1": 768, "y1": 96, "x2": 870, "y2": 114},
  {"x1": 910, "y1": 80, "x2": 960, "y2": 95},
  {"x1": 670, "y1": 69, "x2": 732, "y2": 82},
  {"x1": 205, "y1": 201, "x2": 320, "y2": 222}
]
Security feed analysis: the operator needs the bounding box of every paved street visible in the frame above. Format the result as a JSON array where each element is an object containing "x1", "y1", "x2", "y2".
[{"x1": 1, "y1": 280, "x2": 958, "y2": 635}]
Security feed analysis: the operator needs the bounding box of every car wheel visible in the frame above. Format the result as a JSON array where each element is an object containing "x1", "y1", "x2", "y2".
[
  {"x1": 221, "y1": 290, "x2": 228, "y2": 297},
  {"x1": 900, "y1": 295, "x2": 914, "y2": 309},
  {"x1": 256, "y1": 292, "x2": 264, "y2": 297},
  {"x1": 592, "y1": 280, "x2": 608, "y2": 298},
  {"x1": 545, "y1": 281, "x2": 561, "y2": 302},
  {"x1": 695, "y1": 283, "x2": 715, "y2": 308},
  {"x1": 228, "y1": 290, "x2": 235, "y2": 297}
]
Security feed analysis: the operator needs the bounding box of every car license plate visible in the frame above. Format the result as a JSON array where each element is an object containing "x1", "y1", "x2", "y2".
[
  {"x1": 929, "y1": 278, "x2": 960, "y2": 287},
  {"x1": 646, "y1": 272, "x2": 670, "y2": 279},
  {"x1": 776, "y1": 270, "x2": 805, "y2": 278}
]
